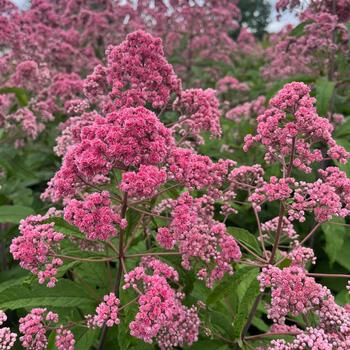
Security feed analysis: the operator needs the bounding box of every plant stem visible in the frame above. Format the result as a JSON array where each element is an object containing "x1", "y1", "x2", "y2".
[
  {"x1": 307, "y1": 272, "x2": 350, "y2": 279},
  {"x1": 242, "y1": 136, "x2": 297, "y2": 340},
  {"x1": 235, "y1": 240, "x2": 267, "y2": 263},
  {"x1": 299, "y1": 222, "x2": 321, "y2": 245},
  {"x1": 274, "y1": 222, "x2": 321, "y2": 267},
  {"x1": 269, "y1": 203, "x2": 285, "y2": 264},
  {"x1": 54, "y1": 254, "x2": 114, "y2": 263},
  {"x1": 252, "y1": 206, "x2": 267, "y2": 259},
  {"x1": 241, "y1": 294, "x2": 262, "y2": 341},
  {"x1": 97, "y1": 193, "x2": 128, "y2": 350},
  {"x1": 245, "y1": 331, "x2": 299, "y2": 341},
  {"x1": 125, "y1": 251, "x2": 181, "y2": 258}
]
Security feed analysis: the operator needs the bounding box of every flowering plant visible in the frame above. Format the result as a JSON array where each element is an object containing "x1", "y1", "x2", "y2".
[{"x1": 1, "y1": 1, "x2": 350, "y2": 350}]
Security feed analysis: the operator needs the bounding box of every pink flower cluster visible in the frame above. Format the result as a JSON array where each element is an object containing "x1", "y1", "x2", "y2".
[
  {"x1": 0, "y1": 310, "x2": 17, "y2": 350},
  {"x1": 263, "y1": 7, "x2": 349, "y2": 79},
  {"x1": 120, "y1": 165, "x2": 167, "y2": 199},
  {"x1": 123, "y1": 258, "x2": 199, "y2": 349},
  {"x1": 55, "y1": 327, "x2": 75, "y2": 350},
  {"x1": 268, "y1": 327, "x2": 350, "y2": 350},
  {"x1": 216, "y1": 76, "x2": 249, "y2": 93},
  {"x1": 228, "y1": 164, "x2": 265, "y2": 191},
  {"x1": 244, "y1": 83, "x2": 350, "y2": 173},
  {"x1": 173, "y1": 88, "x2": 222, "y2": 138},
  {"x1": 85, "y1": 30, "x2": 181, "y2": 110},
  {"x1": 19, "y1": 309, "x2": 59, "y2": 350},
  {"x1": 168, "y1": 148, "x2": 234, "y2": 190},
  {"x1": 249, "y1": 177, "x2": 294, "y2": 211},
  {"x1": 249, "y1": 167, "x2": 350, "y2": 222},
  {"x1": 226, "y1": 96, "x2": 266, "y2": 123},
  {"x1": 54, "y1": 111, "x2": 98, "y2": 157},
  {"x1": 86, "y1": 293, "x2": 120, "y2": 328},
  {"x1": 10, "y1": 210, "x2": 64, "y2": 287},
  {"x1": 4, "y1": 108, "x2": 44, "y2": 142},
  {"x1": 258, "y1": 265, "x2": 328, "y2": 323},
  {"x1": 259, "y1": 264, "x2": 350, "y2": 349},
  {"x1": 289, "y1": 245, "x2": 316, "y2": 265},
  {"x1": 157, "y1": 192, "x2": 241, "y2": 287},
  {"x1": 44, "y1": 106, "x2": 174, "y2": 202},
  {"x1": 261, "y1": 216, "x2": 298, "y2": 240},
  {"x1": 64, "y1": 191, "x2": 124, "y2": 241}
]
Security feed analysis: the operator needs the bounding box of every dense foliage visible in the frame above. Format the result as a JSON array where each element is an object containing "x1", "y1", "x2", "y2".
[{"x1": 1, "y1": 0, "x2": 350, "y2": 349}]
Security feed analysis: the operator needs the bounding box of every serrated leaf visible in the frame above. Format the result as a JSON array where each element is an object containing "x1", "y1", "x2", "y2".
[
  {"x1": 322, "y1": 218, "x2": 345, "y2": 264},
  {"x1": 0, "y1": 205, "x2": 34, "y2": 224},
  {"x1": 315, "y1": 77, "x2": 335, "y2": 116},
  {"x1": 184, "y1": 339, "x2": 230, "y2": 350},
  {"x1": 47, "y1": 331, "x2": 57, "y2": 350},
  {"x1": 232, "y1": 272, "x2": 260, "y2": 340},
  {"x1": 0, "y1": 279, "x2": 95, "y2": 310},
  {"x1": 0, "y1": 87, "x2": 29, "y2": 106},
  {"x1": 335, "y1": 118, "x2": 350, "y2": 138},
  {"x1": 125, "y1": 209, "x2": 142, "y2": 236},
  {"x1": 289, "y1": 20, "x2": 313, "y2": 37},
  {"x1": 206, "y1": 266, "x2": 254, "y2": 305},
  {"x1": 48, "y1": 217, "x2": 84, "y2": 238},
  {"x1": 74, "y1": 327, "x2": 98, "y2": 350},
  {"x1": 227, "y1": 227, "x2": 261, "y2": 254}
]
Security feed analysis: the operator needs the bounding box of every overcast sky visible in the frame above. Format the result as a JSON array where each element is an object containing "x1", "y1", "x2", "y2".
[
  {"x1": 268, "y1": 0, "x2": 300, "y2": 32},
  {"x1": 10, "y1": 0, "x2": 300, "y2": 33}
]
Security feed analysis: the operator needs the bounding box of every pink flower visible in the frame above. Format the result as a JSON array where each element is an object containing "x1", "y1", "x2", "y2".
[
  {"x1": 173, "y1": 88, "x2": 222, "y2": 138},
  {"x1": 64, "y1": 191, "x2": 122, "y2": 241},
  {"x1": 168, "y1": 148, "x2": 234, "y2": 190},
  {"x1": 19, "y1": 309, "x2": 58, "y2": 350},
  {"x1": 123, "y1": 258, "x2": 199, "y2": 349},
  {"x1": 226, "y1": 96, "x2": 266, "y2": 123},
  {"x1": 258, "y1": 265, "x2": 327, "y2": 323},
  {"x1": 86, "y1": 293, "x2": 120, "y2": 328},
  {"x1": 0, "y1": 327, "x2": 17, "y2": 350},
  {"x1": 120, "y1": 165, "x2": 167, "y2": 199},
  {"x1": 216, "y1": 76, "x2": 249, "y2": 93},
  {"x1": 157, "y1": 192, "x2": 241, "y2": 287},
  {"x1": 10, "y1": 210, "x2": 64, "y2": 287},
  {"x1": 44, "y1": 106, "x2": 174, "y2": 202},
  {"x1": 244, "y1": 82, "x2": 349, "y2": 173},
  {"x1": 55, "y1": 327, "x2": 75, "y2": 350},
  {"x1": 85, "y1": 30, "x2": 181, "y2": 109}
]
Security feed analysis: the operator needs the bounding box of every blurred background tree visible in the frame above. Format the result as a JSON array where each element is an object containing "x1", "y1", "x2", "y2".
[{"x1": 237, "y1": 0, "x2": 272, "y2": 39}]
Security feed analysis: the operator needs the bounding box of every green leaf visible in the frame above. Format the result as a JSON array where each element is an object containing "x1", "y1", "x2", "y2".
[
  {"x1": 335, "y1": 118, "x2": 350, "y2": 138},
  {"x1": 227, "y1": 227, "x2": 261, "y2": 254},
  {"x1": 0, "y1": 205, "x2": 34, "y2": 224},
  {"x1": 206, "y1": 266, "x2": 254, "y2": 305},
  {"x1": 232, "y1": 271, "x2": 260, "y2": 340},
  {"x1": 47, "y1": 331, "x2": 57, "y2": 350},
  {"x1": 289, "y1": 20, "x2": 313, "y2": 37},
  {"x1": 125, "y1": 209, "x2": 142, "y2": 237},
  {"x1": 322, "y1": 218, "x2": 345, "y2": 264},
  {"x1": 0, "y1": 87, "x2": 29, "y2": 107},
  {"x1": 184, "y1": 340, "x2": 230, "y2": 350},
  {"x1": 74, "y1": 327, "x2": 98, "y2": 350},
  {"x1": 0, "y1": 279, "x2": 95, "y2": 310},
  {"x1": 315, "y1": 77, "x2": 335, "y2": 116},
  {"x1": 48, "y1": 217, "x2": 84, "y2": 238}
]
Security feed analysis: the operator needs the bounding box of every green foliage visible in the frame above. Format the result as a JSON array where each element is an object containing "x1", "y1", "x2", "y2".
[
  {"x1": 0, "y1": 87, "x2": 29, "y2": 107},
  {"x1": 0, "y1": 279, "x2": 96, "y2": 310},
  {"x1": 315, "y1": 77, "x2": 335, "y2": 116},
  {"x1": 237, "y1": 0, "x2": 272, "y2": 39},
  {"x1": 0, "y1": 205, "x2": 34, "y2": 224},
  {"x1": 227, "y1": 227, "x2": 261, "y2": 254},
  {"x1": 232, "y1": 269, "x2": 260, "y2": 341},
  {"x1": 322, "y1": 218, "x2": 346, "y2": 265},
  {"x1": 289, "y1": 20, "x2": 313, "y2": 37}
]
